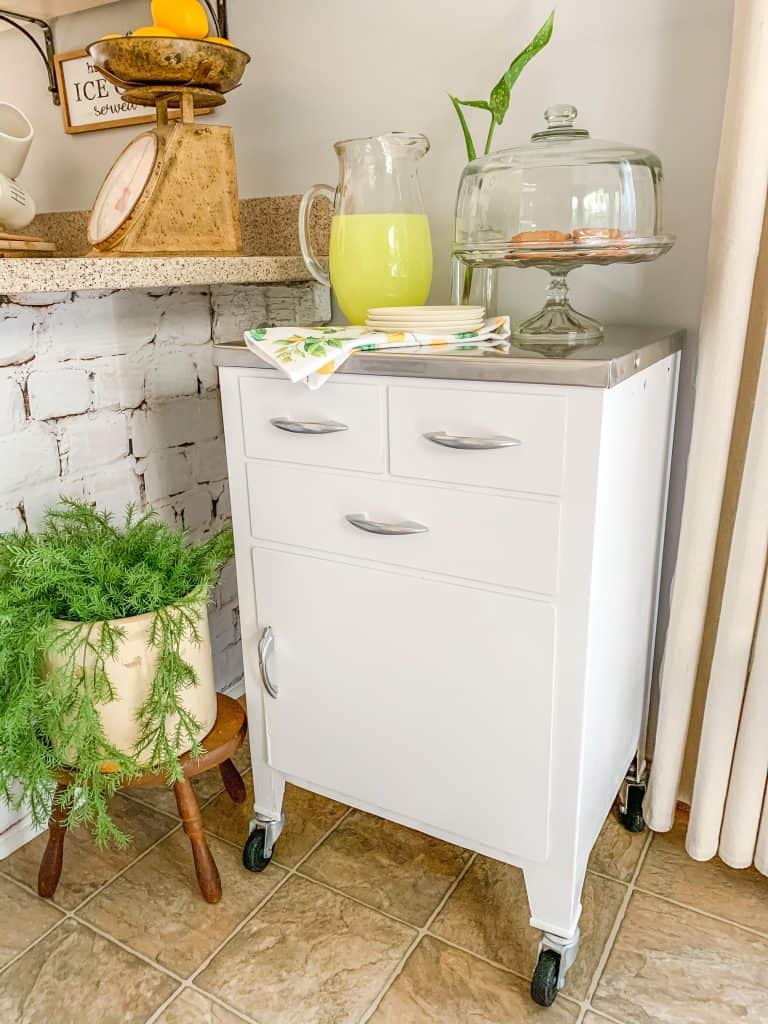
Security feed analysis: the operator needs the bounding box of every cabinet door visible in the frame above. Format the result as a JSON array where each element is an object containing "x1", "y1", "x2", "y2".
[{"x1": 252, "y1": 547, "x2": 556, "y2": 861}]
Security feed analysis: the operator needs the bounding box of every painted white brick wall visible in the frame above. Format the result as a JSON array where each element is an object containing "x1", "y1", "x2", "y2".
[{"x1": 0, "y1": 281, "x2": 330, "y2": 698}]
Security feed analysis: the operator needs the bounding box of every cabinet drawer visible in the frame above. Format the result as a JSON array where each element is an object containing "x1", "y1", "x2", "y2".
[
  {"x1": 239, "y1": 376, "x2": 386, "y2": 473},
  {"x1": 252, "y1": 547, "x2": 554, "y2": 860},
  {"x1": 247, "y1": 461, "x2": 559, "y2": 594},
  {"x1": 389, "y1": 385, "x2": 567, "y2": 495}
]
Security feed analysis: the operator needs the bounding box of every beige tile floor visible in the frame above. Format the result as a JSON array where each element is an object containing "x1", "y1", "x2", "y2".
[{"x1": 2, "y1": 759, "x2": 767, "y2": 1024}]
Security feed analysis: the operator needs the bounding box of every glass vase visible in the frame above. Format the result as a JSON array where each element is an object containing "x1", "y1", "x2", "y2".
[{"x1": 450, "y1": 257, "x2": 497, "y2": 316}]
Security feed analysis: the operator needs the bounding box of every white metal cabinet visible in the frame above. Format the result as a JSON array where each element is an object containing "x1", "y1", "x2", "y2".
[{"x1": 217, "y1": 328, "x2": 681, "y2": 1006}]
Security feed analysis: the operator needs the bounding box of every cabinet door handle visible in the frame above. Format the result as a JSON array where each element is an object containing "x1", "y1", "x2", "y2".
[
  {"x1": 423, "y1": 431, "x2": 521, "y2": 450},
  {"x1": 345, "y1": 513, "x2": 428, "y2": 536},
  {"x1": 258, "y1": 626, "x2": 278, "y2": 699},
  {"x1": 270, "y1": 417, "x2": 348, "y2": 434}
]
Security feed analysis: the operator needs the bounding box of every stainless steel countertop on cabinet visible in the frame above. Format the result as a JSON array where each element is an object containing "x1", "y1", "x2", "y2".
[{"x1": 213, "y1": 325, "x2": 684, "y2": 388}]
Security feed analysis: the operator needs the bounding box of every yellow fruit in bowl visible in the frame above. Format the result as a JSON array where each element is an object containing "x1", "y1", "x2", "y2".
[
  {"x1": 204, "y1": 35, "x2": 236, "y2": 46},
  {"x1": 151, "y1": 0, "x2": 208, "y2": 39},
  {"x1": 132, "y1": 25, "x2": 179, "y2": 36}
]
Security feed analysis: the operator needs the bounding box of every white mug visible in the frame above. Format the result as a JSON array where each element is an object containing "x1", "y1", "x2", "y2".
[
  {"x1": 0, "y1": 173, "x2": 36, "y2": 231},
  {"x1": 0, "y1": 102, "x2": 34, "y2": 180}
]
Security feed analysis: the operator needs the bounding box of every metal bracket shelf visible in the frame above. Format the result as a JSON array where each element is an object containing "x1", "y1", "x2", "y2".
[
  {"x1": 0, "y1": 0, "x2": 231, "y2": 108},
  {"x1": 0, "y1": 9, "x2": 59, "y2": 105}
]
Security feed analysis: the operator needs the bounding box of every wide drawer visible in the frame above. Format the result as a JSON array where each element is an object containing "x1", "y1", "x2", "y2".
[
  {"x1": 388, "y1": 385, "x2": 567, "y2": 495},
  {"x1": 238, "y1": 376, "x2": 386, "y2": 473},
  {"x1": 247, "y1": 461, "x2": 559, "y2": 594}
]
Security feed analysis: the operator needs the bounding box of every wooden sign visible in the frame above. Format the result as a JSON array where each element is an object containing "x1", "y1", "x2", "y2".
[{"x1": 53, "y1": 49, "x2": 210, "y2": 134}]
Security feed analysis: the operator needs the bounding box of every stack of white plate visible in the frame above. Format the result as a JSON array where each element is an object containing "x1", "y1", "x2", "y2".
[{"x1": 365, "y1": 305, "x2": 485, "y2": 333}]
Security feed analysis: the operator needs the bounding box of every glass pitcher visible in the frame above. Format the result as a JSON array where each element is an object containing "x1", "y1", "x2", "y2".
[{"x1": 299, "y1": 132, "x2": 433, "y2": 324}]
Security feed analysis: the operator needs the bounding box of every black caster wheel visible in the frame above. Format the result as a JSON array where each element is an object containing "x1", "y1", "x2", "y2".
[
  {"x1": 242, "y1": 829, "x2": 272, "y2": 872},
  {"x1": 620, "y1": 783, "x2": 646, "y2": 834},
  {"x1": 531, "y1": 949, "x2": 561, "y2": 1007}
]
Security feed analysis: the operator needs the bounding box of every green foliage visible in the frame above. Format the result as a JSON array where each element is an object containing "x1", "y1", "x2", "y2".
[
  {"x1": 450, "y1": 10, "x2": 555, "y2": 161},
  {"x1": 0, "y1": 500, "x2": 234, "y2": 846}
]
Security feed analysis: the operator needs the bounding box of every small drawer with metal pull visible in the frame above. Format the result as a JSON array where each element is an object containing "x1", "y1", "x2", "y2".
[
  {"x1": 388, "y1": 385, "x2": 567, "y2": 495},
  {"x1": 238, "y1": 376, "x2": 387, "y2": 473},
  {"x1": 247, "y1": 461, "x2": 559, "y2": 593}
]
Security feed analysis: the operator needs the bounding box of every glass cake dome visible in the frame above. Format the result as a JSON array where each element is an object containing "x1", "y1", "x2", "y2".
[{"x1": 453, "y1": 104, "x2": 675, "y2": 348}]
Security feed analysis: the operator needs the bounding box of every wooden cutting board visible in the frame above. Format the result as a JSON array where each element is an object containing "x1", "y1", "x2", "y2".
[{"x1": 0, "y1": 233, "x2": 56, "y2": 257}]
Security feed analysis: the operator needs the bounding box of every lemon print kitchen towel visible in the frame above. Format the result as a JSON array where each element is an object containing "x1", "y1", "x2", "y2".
[{"x1": 243, "y1": 317, "x2": 511, "y2": 389}]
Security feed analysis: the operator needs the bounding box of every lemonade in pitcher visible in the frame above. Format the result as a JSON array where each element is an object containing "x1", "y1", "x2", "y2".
[
  {"x1": 329, "y1": 213, "x2": 432, "y2": 324},
  {"x1": 299, "y1": 133, "x2": 433, "y2": 324}
]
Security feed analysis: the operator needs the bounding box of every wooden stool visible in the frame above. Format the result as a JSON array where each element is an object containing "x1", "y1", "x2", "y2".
[{"x1": 38, "y1": 693, "x2": 247, "y2": 905}]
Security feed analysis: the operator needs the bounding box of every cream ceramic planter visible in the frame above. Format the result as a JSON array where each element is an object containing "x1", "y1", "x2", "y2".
[{"x1": 47, "y1": 600, "x2": 218, "y2": 764}]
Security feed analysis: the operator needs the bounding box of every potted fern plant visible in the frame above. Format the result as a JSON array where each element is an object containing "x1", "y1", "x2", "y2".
[{"x1": 0, "y1": 501, "x2": 234, "y2": 846}]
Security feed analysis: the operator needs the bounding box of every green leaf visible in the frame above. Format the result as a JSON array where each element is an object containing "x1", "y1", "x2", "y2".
[
  {"x1": 489, "y1": 10, "x2": 555, "y2": 126},
  {"x1": 456, "y1": 98, "x2": 493, "y2": 112},
  {"x1": 449, "y1": 94, "x2": 477, "y2": 162}
]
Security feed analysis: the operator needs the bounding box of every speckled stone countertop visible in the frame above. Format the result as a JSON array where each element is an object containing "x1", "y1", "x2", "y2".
[
  {"x1": 1, "y1": 195, "x2": 331, "y2": 295},
  {"x1": 0, "y1": 254, "x2": 319, "y2": 294}
]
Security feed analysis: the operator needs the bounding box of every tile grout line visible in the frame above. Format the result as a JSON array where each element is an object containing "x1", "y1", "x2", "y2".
[
  {"x1": 416, "y1": 928, "x2": 535, "y2": 986},
  {"x1": 357, "y1": 850, "x2": 479, "y2": 1024},
  {"x1": 120, "y1": 752, "x2": 249, "y2": 822},
  {"x1": 584, "y1": 865, "x2": 641, "y2": 886},
  {"x1": 142, "y1": 982, "x2": 257, "y2": 1024},
  {"x1": 581, "y1": 828, "x2": 654, "y2": 1015},
  {"x1": 0, "y1": 913, "x2": 66, "y2": 979},
  {"x1": 585, "y1": 1007, "x2": 634, "y2": 1024},
  {"x1": 138, "y1": 984, "x2": 187, "y2": 1024},
  {"x1": 292, "y1": 867, "x2": 424, "y2": 930},
  {"x1": 143, "y1": 805, "x2": 357, "y2": 1024},
  {"x1": 119, "y1": 790, "x2": 220, "y2": 822},
  {"x1": 631, "y1": 885, "x2": 768, "y2": 939},
  {"x1": 73, "y1": 822, "x2": 185, "y2": 914},
  {"x1": 73, "y1": 914, "x2": 187, "y2": 984},
  {"x1": 0, "y1": 815, "x2": 180, "y2": 983},
  {"x1": 0, "y1": 816, "x2": 183, "y2": 912}
]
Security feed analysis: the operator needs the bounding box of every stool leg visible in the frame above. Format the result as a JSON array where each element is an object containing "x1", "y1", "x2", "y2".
[
  {"x1": 38, "y1": 783, "x2": 68, "y2": 899},
  {"x1": 219, "y1": 758, "x2": 246, "y2": 804},
  {"x1": 174, "y1": 777, "x2": 222, "y2": 904}
]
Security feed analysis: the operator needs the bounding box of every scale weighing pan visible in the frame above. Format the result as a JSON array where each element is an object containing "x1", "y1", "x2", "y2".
[{"x1": 87, "y1": 36, "x2": 250, "y2": 94}]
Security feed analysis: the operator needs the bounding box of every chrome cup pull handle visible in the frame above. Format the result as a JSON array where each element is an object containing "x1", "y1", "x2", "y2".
[
  {"x1": 258, "y1": 625, "x2": 278, "y2": 699},
  {"x1": 423, "y1": 431, "x2": 522, "y2": 450},
  {"x1": 345, "y1": 513, "x2": 428, "y2": 536},
  {"x1": 271, "y1": 417, "x2": 349, "y2": 435}
]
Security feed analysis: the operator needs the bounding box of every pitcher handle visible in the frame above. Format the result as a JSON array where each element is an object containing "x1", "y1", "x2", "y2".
[{"x1": 299, "y1": 184, "x2": 335, "y2": 287}]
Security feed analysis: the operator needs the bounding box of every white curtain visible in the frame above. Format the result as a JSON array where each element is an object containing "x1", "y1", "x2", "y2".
[{"x1": 647, "y1": 0, "x2": 768, "y2": 873}]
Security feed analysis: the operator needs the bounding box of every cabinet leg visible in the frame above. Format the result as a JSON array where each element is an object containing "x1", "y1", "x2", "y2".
[
  {"x1": 531, "y1": 929, "x2": 581, "y2": 1006},
  {"x1": 38, "y1": 783, "x2": 69, "y2": 899},
  {"x1": 241, "y1": 683, "x2": 285, "y2": 865},
  {"x1": 523, "y1": 860, "x2": 586, "y2": 1002},
  {"x1": 247, "y1": 708, "x2": 285, "y2": 824},
  {"x1": 619, "y1": 753, "x2": 648, "y2": 833},
  {"x1": 219, "y1": 758, "x2": 247, "y2": 804},
  {"x1": 174, "y1": 777, "x2": 222, "y2": 904}
]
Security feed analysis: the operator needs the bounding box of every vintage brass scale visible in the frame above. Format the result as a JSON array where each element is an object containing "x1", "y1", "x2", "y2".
[{"x1": 86, "y1": 37, "x2": 249, "y2": 257}]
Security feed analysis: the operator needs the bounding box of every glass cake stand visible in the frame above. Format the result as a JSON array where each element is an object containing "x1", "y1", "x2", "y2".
[{"x1": 453, "y1": 236, "x2": 674, "y2": 352}]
